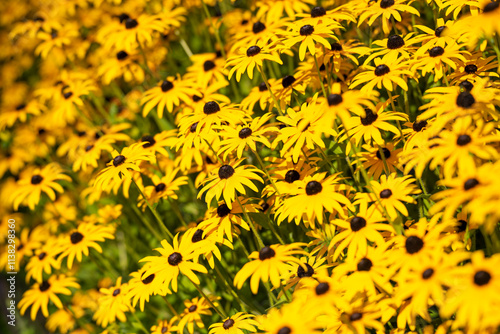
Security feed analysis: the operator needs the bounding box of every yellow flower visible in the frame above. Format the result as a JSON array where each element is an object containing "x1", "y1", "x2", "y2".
[
  {"x1": 234, "y1": 243, "x2": 306, "y2": 294},
  {"x1": 282, "y1": 22, "x2": 338, "y2": 60},
  {"x1": 19, "y1": 274, "x2": 80, "y2": 320}
]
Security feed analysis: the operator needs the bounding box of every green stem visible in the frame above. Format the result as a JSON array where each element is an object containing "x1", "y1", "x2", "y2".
[
  {"x1": 162, "y1": 296, "x2": 180, "y2": 317},
  {"x1": 258, "y1": 65, "x2": 283, "y2": 116},
  {"x1": 132, "y1": 179, "x2": 174, "y2": 240},
  {"x1": 251, "y1": 148, "x2": 281, "y2": 197},
  {"x1": 168, "y1": 198, "x2": 188, "y2": 227},
  {"x1": 236, "y1": 196, "x2": 265, "y2": 249},
  {"x1": 313, "y1": 53, "x2": 328, "y2": 98},
  {"x1": 189, "y1": 278, "x2": 227, "y2": 318},
  {"x1": 131, "y1": 312, "x2": 150, "y2": 334}
]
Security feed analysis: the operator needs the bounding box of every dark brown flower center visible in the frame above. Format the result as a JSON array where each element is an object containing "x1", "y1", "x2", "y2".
[
  {"x1": 161, "y1": 80, "x2": 174, "y2": 92},
  {"x1": 456, "y1": 134, "x2": 471, "y2": 146},
  {"x1": 361, "y1": 108, "x2": 378, "y2": 125},
  {"x1": 125, "y1": 18, "x2": 138, "y2": 29},
  {"x1": 311, "y1": 6, "x2": 326, "y2": 17},
  {"x1": 285, "y1": 170, "x2": 300, "y2": 183},
  {"x1": 278, "y1": 327, "x2": 291, "y2": 334},
  {"x1": 429, "y1": 46, "x2": 445, "y2": 57},
  {"x1": 328, "y1": 93, "x2": 343, "y2": 106},
  {"x1": 85, "y1": 144, "x2": 94, "y2": 152},
  {"x1": 374, "y1": 64, "x2": 390, "y2": 76},
  {"x1": 405, "y1": 236, "x2": 424, "y2": 254},
  {"x1": 259, "y1": 246, "x2": 276, "y2": 260},
  {"x1": 376, "y1": 148, "x2": 391, "y2": 160},
  {"x1": 38, "y1": 252, "x2": 47, "y2": 260},
  {"x1": 350, "y1": 216, "x2": 367, "y2": 231},
  {"x1": 192, "y1": 229, "x2": 204, "y2": 242},
  {"x1": 63, "y1": 92, "x2": 73, "y2": 99},
  {"x1": 387, "y1": 35, "x2": 405, "y2": 49},
  {"x1": 330, "y1": 42, "x2": 343, "y2": 51},
  {"x1": 305, "y1": 181, "x2": 323, "y2": 195},
  {"x1": 155, "y1": 183, "x2": 166, "y2": 192},
  {"x1": 31, "y1": 174, "x2": 43, "y2": 184},
  {"x1": 217, "y1": 203, "x2": 231, "y2": 217},
  {"x1": 259, "y1": 82, "x2": 268, "y2": 91},
  {"x1": 297, "y1": 263, "x2": 315, "y2": 278},
  {"x1": 218, "y1": 165, "x2": 235, "y2": 179},
  {"x1": 252, "y1": 21, "x2": 266, "y2": 34},
  {"x1": 190, "y1": 122, "x2": 199, "y2": 133},
  {"x1": 113, "y1": 155, "x2": 126, "y2": 167},
  {"x1": 142, "y1": 273, "x2": 155, "y2": 284},
  {"x1": 247, "y1": 46, "x2": 261, "y2": 57},
  {"x1": 113, "y1": 288, "x2": 121, "y2": 296},
  {"x1": 300, "y1": 24, "x2": 315, "y2": 36},
  {"x1": 457, "y1": 219, "x2": 467, "y2": 232},
  {"x1": 464, "y1": 64, "x2": 478, "y2": 74},
  {"x1": 456, "y1": 91, "x2": 475, "y2": 108},
  {"x1": 459, "y1": 80, "x2": 474, "y2": 92},
  {"x1": 474, "y1": 270, "x2": 491, "y2": 285},
  {"x1": 379, "y1": 189, "x2": 392, "y2": 198},
  {"x1": 315, "y1": 282, "x2": 329, "y2": 295},
  {"x1": 464, "y1": 178, "x2": 479, "y2": 190},
  {"x1": 16, "y1": 104, "x2": 26, "y2": 110},
  {"x1": 412, "y1": 120, "x2": 427, "y2": 132},
  {"x1": 189, "y1": 305, "x2": 197, "y2": 312},
  {"x1": 39, "y1": 281, "x2": 51, "y2": 291},
  {"x1": 282, "y1": 75, "x2": 296, "y2": 88},
  {"x1": 203, "y1": 101, "x2": 220, "y2": 115},
  {"x1": 435, "y1": 26, "x2": 446, "y2": 37},
  {"x1": 203, "y1": 60, "x2": 216, "y2": 72},
  {"x1": 70, "y1": 232, "x2": 84, "y2": 244},
  {"x1": 422, "y1": 268, "x2": 434, "y2": 279},
  {"x1": 223, "y1": 319, "x2": 235, "y2": 330},
  {"x1": 357, "y1": 258, "x2": 373, "y2": 271},
  {"x1": 239, "y1": 127, "x2": 253, "y2": 138},
  {"x1": 168, "y1": 252, "x2": 183, "y2": 266},
  {"x1": 141, "y1": 135, "x2": 156, "y2": 148},
  {"x1": 116, "y1": 51, "x2": 128, "y2": 60},
  {"x1": 483, "y1": 1, "x2": 499, "y2": 12},
  {"x1": 350, "y1": 312, "x2": 363, "y2": 321}
]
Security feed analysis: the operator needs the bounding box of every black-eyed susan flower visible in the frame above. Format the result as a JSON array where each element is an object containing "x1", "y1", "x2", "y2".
[
  {"x1": 93, "y1": 276, "x2": 133, "y2": 327},
  {"x1": 234, "y1": 243, "x2": 306, "y2": 294},
  {"x1": 137, "y1": 167, "x2": 188, "y2": 210},
  {"x1": 185, "y1": 53, "x2": 228, "y2": 89},
  {"x1": 440, "y1": 251, "x2": 500, "y2": 332},
  {"x1": 178, "y1": 297, "x2": 216, "y2": 334},
  {"x1": 350, "y1": 57, "x2": 413, "y2": 92},
  {"x1": 140, "y1": 234, "x2": 207, "y2": 292},
  {"x1": 275, "y1": 172, "x2": 353, "y2": 227},
  {"x1": 275, "y1": 94, "x2": 336, "y2": 163},
  {"x1": 19, "y1": 274, "x2": 80, "y2": 320},
  {"x1": 128, "y1": 265, "x2": 169, "y2": 311},
  {"x1": 25, "y1": 238, "x2": 63, "y2": 283},
  {"x1": 225, "y1": 42, "x2": 283, "y2": 82},
  {"x1": 357, "y1": 173, "x2": 421, "y2": 220},
  {"x1": 141, "y1": 76, "x2": 199, "y2": 118},
  {"x1": 358, "y1": 0, "x2": 420, "y2": 35},
  {"x1": 411, "y1": 43, "x2": 467, "y2": 82},
  {"x1": 358, "y1": 142, "x2": 403, "y2": 179},
  {"x1": 329, "y1": 202, "x2": 394, "y2": 260},
  {"x1": 282, "y1": 21, "x2": 338, "y2": 60},
  {"x1": 209, "y1": 312, "x2": 259, "y2": 334},
  {"x1": 59, "y1": 222, "x2": 116, "y2": 269},
  {"x1": 150, "y1": 318, "x2": 178, "y2": 334},
  {"x1": 258, "y1": 299, "x2": 321, "y2": 334},
  {"x1": 341, "y1": 99, "x2": 408, "y2": 147},
  {"x1": 93, "y1": 143, "x2": 155, "y2": 192},
  {"x1": 198, "y1": 159, "x2": 264, "y2": 209},
  {"x1": 12, "y1": 163, "x2": 71, "y2": 211},
  {"x1": 199, "y1": 197, "x2": 260, "y2": 243},
  {"x1": 218, "y1": 113, "x2": 278, "y2": 159}
]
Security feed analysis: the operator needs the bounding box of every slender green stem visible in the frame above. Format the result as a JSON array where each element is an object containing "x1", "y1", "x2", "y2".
[
  {"x1": 189, "y1": 278, "x2": 227, "y2": 318},
  {"x1": 201, "y1": 1, "x2": 226, "y2": 59},
  {"x1": 168, "y1": 198, "x2": 188, "y2": 226},
  {"x1": 132, "y1": 179, "x2": 174, "y2": 240},
  {"x1": 162, "y1": 296, "x2": 180, "y2": 317},
  {"x1": 251, "y1": 148, "x2": 281, "y2": 196},
  {"x1": 213, "y1": 265, "x2": 248, "y2": 312},
  {"x1": 131, "y1": 312, "x2": 150, "y2": 334},
  {"x1": 236, "y1": 196, "x2": 265, "y2": 249},
  {"x1": 313, "y1": 53, "x2": 328, "y2": 98},
  {"x1": 130, "y1": 201, "x2": 164, "y2": 242},
  {"x1": 258, "y1": 65, "x2": 283, "y2": 116},
  {"x1": 204, "y1": 139, "x2": 223, "y2": 164}
]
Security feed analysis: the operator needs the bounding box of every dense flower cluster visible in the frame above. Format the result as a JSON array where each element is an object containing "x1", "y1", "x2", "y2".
[{"x1": 2, "y1": 0, "x2": 500, "y2": 333}]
